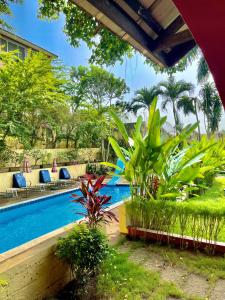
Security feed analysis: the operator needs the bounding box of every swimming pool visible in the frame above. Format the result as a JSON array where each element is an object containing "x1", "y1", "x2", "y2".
[{"x1": 0, "y1": 185, "x2": 130, "y2": 254}]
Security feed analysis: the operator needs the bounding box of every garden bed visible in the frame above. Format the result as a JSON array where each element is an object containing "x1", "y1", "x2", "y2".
[
  {"x1": 127, "y1": 226, "x2": 225, "y2": 255},
  {"x1": 125, "y1": 177, "x2": 225, "y2": 254}
]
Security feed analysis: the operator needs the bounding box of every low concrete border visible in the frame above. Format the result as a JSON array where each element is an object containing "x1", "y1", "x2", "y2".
[
  {"x1": 0, "y1": 186, "x2": 127, "y2": 300},
  {"x1": 127, "y1": 226, "x2": 225, "y2": 255}
]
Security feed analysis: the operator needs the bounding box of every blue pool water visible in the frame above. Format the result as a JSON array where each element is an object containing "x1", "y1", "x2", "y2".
[{"x1": 0, "y1": 185, "x2": 130, "y2": 253}]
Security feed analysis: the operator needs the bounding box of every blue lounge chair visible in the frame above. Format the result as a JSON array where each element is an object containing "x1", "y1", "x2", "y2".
[
  {"x1": 39, "y1": 170, "x2": 62, "y2": 188},
  {"x1": 59, "y1": 168, "x2": 76, "y2": 185},
  {"x1": 12, "y1": 173, "x2": 45, "y2": 196},
  {"x1": 107, "y1": 159, "x2": 125, "y2": 185},
  {"x1": 59, "y1": 168, "x2": 71, "y2": 180},
  {"x1": 13, "y1": 173, "x2": 27, "y2": 189},
  {"x1": 39, "y1": 170, "x2": 52, "y2": 184}
]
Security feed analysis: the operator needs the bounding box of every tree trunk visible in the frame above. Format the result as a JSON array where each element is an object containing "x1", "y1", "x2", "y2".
[
  {"x1": 194, "y1": 100, "x2": 201, "y2": 140},
  {"x1": 101, "y1": 139, "x2": 105, "y2": 161},
  {"x1": 66, "y1": 136, "x2": 69, "y2": 148},
  {"x1": 172, "y1": 100, "x2": 178, "y2": 135}
]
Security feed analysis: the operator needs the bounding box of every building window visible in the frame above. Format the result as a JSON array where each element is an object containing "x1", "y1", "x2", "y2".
[
  {"x1": 0, "y1": 38, "x2": 7, "y2": 50},
  {"x1": 18, "y1": 46, "x2": 26, "y2": 59},
  {"x1": 0, "y1": 38, "x2": 27, "y2": 59}
]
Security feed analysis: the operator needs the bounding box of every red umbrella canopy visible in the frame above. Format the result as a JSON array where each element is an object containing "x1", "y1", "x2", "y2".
[
  {"x1": 23, "y1": 156, "x2": 32, "y2": 173},
  {"x1": 51, "y1": 158, "x2": 58, "y2": 173}
]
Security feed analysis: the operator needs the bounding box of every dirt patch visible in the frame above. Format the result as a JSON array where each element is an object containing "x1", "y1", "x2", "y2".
[
  {"x1": 183, "y1": 274, "x2": 209, "y2": 298},
  {"x1": 128, "y1": 247, "x2": 151, "y2": 264},
  {"x1": 210, "y1": 279, "x2": 225, "y2": 300},
  {"x1": 160, "y1": 265, "x2": 187, "y2": 285}
]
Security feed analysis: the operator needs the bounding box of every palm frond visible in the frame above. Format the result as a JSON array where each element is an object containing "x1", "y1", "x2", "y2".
[
  {"x1": 197, "y1": 55, "x2": 210, "y2": 83},
  {"x1": 177, "y1": 96, "x2": 195, "y2": 115}
]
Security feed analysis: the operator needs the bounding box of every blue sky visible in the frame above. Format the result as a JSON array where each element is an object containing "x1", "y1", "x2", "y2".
[{"x1": 3, "y1": 0, "x2": 225, "y2": 130}]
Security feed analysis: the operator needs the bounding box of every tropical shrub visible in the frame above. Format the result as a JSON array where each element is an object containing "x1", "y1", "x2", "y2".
[
  {"x1": 86, "y1": 163, "x2": 111, "y2": 176},
  {"x1": 72, "y1": 176, "x2": 118, "y2": 228},
  {"x1": 86, "y1": 162, "x2": 97, "y2": 175},
  {"x1": 58, "y1": 149, "x2": 78, "y2": 163},
  {"x1": 56, "y1": 224, "x2": 109, "y2": 298},
  {"x1": 185, "y1": 136, "x2": 225, "y2": 191},
  {"x1": 106, "y1": 97, "x2": 213, "y2": 201}
]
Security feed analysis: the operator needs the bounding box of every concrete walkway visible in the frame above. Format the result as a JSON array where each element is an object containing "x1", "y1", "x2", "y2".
[{"x1": 118, "y1": 241, "x2": 225, "y2": 300}]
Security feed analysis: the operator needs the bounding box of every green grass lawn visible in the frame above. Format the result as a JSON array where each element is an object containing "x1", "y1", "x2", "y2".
[
  {"x1": 192, "y1": 176, "x2": 225, "y2": 203},
  {"x1": 96, "y1": 249, "x2": 186, "y2": 300},
  {"x1": 96, "y1": 178, "x2": 225, "y2": 300},
  {"x1": 184, "y1": 176, "x2": 225, "y2": 242}
]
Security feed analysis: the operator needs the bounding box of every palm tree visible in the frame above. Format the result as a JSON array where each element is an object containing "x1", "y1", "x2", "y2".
[
  {"x1": 197, "y1": 55, "x2": 210, "y2": 83},
  {"x1": 199, "y1": 83, "x2": 222, "y2": 135},
  {"x1": 158, "y1": 76, "x2": 194, "y2": 134},
  {"x1": 177, "y1": 96, "x2": 201, "y2": 140},
  {"x1": 127, "y1": 86, "x2": 161, "y2": 115}
]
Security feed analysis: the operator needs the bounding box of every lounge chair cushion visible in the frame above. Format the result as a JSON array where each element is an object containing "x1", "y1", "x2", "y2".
[
  {"x1": 13, "y1": 173, "x2": 26, "y2": 188},
  {"x1": 59, "y1": 168, "x2": 71, "y2": 180},
  {"x1": 40, "y1": 170, "x2": 52, "y2": 183}
]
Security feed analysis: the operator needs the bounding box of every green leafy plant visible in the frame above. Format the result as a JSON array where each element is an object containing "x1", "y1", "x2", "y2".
[
  {"x1": 105, "y1": 97, "x2": 212, "y2": 201},
  {"x1": 57, "y1": 150, "x2": 78, "y2": 163},
  {"x1": 56, "y1": 224, "x2": 109, "y2": 298},
  {"x1": 86, "y1": 163, "x2": 111, "y2": 176}
]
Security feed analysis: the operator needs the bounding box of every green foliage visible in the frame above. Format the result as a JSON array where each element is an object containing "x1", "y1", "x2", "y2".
[
  {"x1": 200, "y1": 82, "x2": 222, "y2": 134},
  {"x1": 97, "y1": 249, "x2": 184, "y2": 300},
  {"x1": 86, "y1": 162, "x2": 111, "y2": 176},
  {"x1": 69, "y1": 65, "x2": 129, "y2": 110},
  {"x1": 0, "y1": 0, "x2": 23, "y2": 29},
  {"x1": 177, "y1": 96, "x2": 201, "y2": 140},
  {"x1": 56, "y1": 224, "x2": 109, "y2": 297},
  {"x1": 38, "y1": 1, "x2": 133, "y2": 66},
  {"x1": 107, "y1": 97, "x2": 214, "y2": 200},
  {"x1": 197, "y1": 55, "x2": 210, "y2": 83},
  {"x1": 0, "y1": 143, "x2": 15, "y2": 167},
  {"x1": 57, "y1": 149, "x2": 78, "y2": 163},
  {"x1": 185, "y1": 137, "x2": 225, "y2": 190},
  {"x1": 0, "y1": 49, "x2": 124, "y2": 151},
  {"x1": 158, "y1": 75, "x2": 194, "y2": 133},
  {"x1": 0, "y1": 50, "x2": 67, "y2": 148},
  {"x1": 126, "y1": 177, "x2": 225, "y2": 252},
  {"x1": 126, "y1": 86, "x2": 161, "y2": 115}
]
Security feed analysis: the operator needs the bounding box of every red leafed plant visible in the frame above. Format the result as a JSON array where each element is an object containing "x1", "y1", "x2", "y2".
[{"x1": 72, "y1": 175, "x2": 118, "y2": 228}]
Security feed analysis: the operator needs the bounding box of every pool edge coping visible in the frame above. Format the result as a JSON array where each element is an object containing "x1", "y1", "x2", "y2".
[{"x1": 0, "y1": 192, "x2": 127, "y2": 265}]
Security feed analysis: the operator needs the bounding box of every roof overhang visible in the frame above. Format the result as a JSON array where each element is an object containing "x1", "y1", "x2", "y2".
[{"x1": 73, "y1": 0, "x2": 196, "y2": 67}]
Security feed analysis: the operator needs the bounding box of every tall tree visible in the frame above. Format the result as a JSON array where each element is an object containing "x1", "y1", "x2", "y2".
[
  {"x1": 127, "y1": 86, "x2": 161, "y2": 115},
  {"x1": 158, "y1": 76, "x2": 194, "y2": 134},
  {"x1": 177, "y1": 96, "x2": 201, "y2": 140},
  {"x1": 69, "y1": 65, "x2": 129, "y2": 111},
  {"x1": 0, "y1": 50, "x2": 67, "y2": 148},
  {"x1": 199, "y1": 83, "x2": 222, "y2": 135}
]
